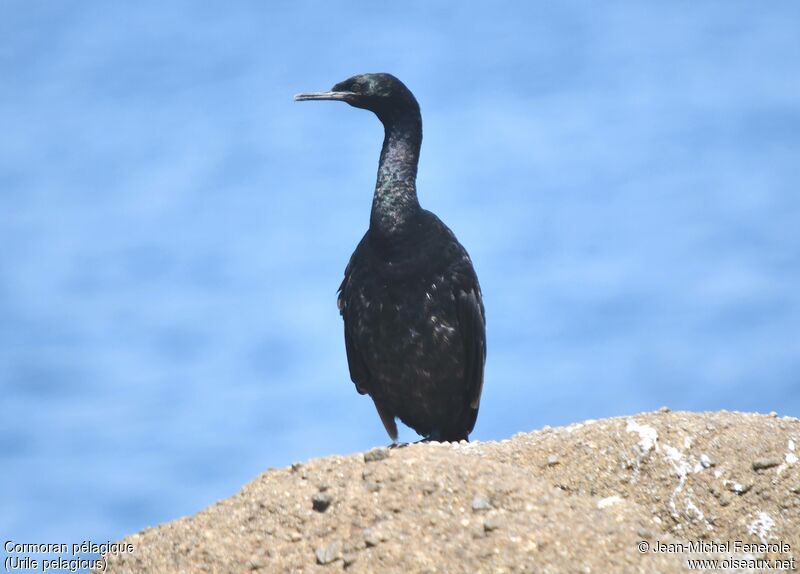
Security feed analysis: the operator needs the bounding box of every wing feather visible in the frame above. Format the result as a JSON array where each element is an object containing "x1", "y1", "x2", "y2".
[
  {"x1": 338, "y1": 271, "x2": 370, "y2": 395},
  {"x1": 457, "y1": 287, "x2": 486, "y2": 411}
]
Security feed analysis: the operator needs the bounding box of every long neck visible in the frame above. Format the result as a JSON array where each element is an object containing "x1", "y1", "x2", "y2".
[{"x1": 370, "y1": 110, "x2": 422, "y2": 237}]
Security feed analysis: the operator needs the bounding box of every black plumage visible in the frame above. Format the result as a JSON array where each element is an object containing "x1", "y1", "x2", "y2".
[{"x1": 295, "y1": 73, "x2": 486, "y2": 442}]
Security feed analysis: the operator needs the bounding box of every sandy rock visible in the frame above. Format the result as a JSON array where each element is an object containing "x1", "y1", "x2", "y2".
[{"x1": 95, "y1": 411, "x2": 800, "y2": 574}]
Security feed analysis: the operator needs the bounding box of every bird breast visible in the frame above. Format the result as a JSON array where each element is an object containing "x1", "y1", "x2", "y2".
[{"x1": 348, "y1": 270, "x2": 462, "y2": 378}]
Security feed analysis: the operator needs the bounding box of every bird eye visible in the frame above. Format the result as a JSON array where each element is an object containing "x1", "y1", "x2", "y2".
[{"x1": 351, "y1": 82, "x2": 363, "y2": 93}]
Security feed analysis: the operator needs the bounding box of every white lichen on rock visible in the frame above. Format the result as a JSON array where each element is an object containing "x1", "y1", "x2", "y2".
[
  {"x1": 748, "y1": 512, "x2": 775, "y2": 543},
  {"x1": 597, "y1": 495, "x2": 623, "y2": 509},
  {"x1": 626, "y1": 419, "x2": 658, "y2": 454}
]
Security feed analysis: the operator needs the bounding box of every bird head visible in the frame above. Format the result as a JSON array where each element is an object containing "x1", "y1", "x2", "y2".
[{"x1": 295, "y1": 73, "x2": 419, "y2": 123}]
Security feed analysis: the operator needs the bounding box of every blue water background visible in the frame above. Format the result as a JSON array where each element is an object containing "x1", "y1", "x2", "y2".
[{"x1": 2, "y1": 0, "x2": 799, "y2": 555}]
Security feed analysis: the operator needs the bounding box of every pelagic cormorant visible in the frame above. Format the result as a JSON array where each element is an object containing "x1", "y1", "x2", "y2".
[{"x1": 295, "y1": 73, "x2": 486, "y2": 442}]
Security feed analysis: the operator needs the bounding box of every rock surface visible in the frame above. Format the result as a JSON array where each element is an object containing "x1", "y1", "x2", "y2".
[{"x1": 96, "y1": 411, "x2": 800, "y2": 573}]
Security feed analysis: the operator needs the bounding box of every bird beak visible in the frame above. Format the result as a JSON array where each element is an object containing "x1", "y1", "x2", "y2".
[{"x1": 294, "y1": 91, "x2": 355, "y2": 102}]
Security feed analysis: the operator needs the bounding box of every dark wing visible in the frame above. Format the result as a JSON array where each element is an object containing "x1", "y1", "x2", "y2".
[
  {"x1": 338, "y1": 266, "x2": 370, "y2": 396},
  {"x1": 457, "y1": 286, "x2": 486, "y2": 411}
]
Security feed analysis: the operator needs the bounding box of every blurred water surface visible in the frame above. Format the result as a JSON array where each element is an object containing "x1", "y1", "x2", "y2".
[{"x1": 2, "y1": 0, "x2": 799, "y2": 549}]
